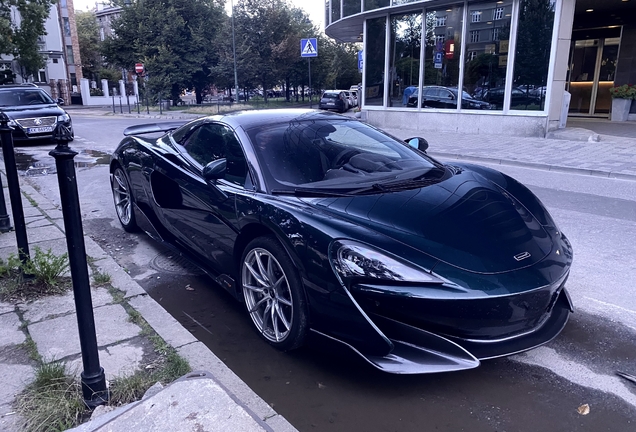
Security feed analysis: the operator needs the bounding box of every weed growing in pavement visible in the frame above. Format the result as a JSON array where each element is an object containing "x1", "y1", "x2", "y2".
[
  {"x1": 92, "y1": 270, "x2": 112, "y2": 286},
  {"x1": 16, "y1": 362, "x2": 88, "y2": 432},
  {"x1": 22, "y1": 247, "x2": 70, "y2": 287},
  {"x1": 0, "y1": 249, "x2": 72, "y2": 301},
  {"x1": 20, "y1": 335, "x2": 41, "y2": 363}
]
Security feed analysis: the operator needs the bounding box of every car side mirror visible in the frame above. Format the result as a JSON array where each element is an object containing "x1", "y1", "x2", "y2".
[
  {"x1": 406, "y1": 137, "x2": 429, "y2": 152},
  {"x1": 56, "y1": 98, "x2": 65, "y2": 106},
  {"x1": 202, "y1": 158, "x2": 226, "y2": 181}
]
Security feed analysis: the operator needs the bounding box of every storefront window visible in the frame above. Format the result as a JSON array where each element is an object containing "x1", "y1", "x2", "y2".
[
  {"x1": 364, "y1": 0, "x2": 390, "y2": 11},
  {"x1": 389, "y1": 12, "x2": 422, "y2": 108},
  {"x1": 364, "y1": 17, "x2": 387, "y2": 106},
  {"x1": 511, "y1": 0, "x2": 555, "y2": 111},
  {"x1": 463, "y1": 1, "x2": 513, "y2": 110},
  {"x1": 343, "y1": 0, "x2": 362, "y2": 17},
  {"x1": 421, "y1": 4, "x2": 464, "y2": 110}
]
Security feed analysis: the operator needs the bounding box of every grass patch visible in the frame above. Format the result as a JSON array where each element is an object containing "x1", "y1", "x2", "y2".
[
  {"x1": 16, "y1": 362, "x2": 88, "y2": 432},
  {"x1": 21, "y1": 335, "x2": 41, "y2": 363},
  {"x1": 92, "y1": 270, "x2": 112, "y2": 286},
  {"x1": 0, "y1": 248, "x2": 71, "y2": 301}
]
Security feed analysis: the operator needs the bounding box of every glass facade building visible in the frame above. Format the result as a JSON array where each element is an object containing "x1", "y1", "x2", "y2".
[{"x1": 325, "y1": 0, "x2": 636, "y2": 136}]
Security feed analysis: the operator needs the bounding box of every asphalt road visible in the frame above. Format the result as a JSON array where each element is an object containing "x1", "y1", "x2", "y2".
[{"x1": 8, "y1": 114, "x2": 636, "y2": 431}]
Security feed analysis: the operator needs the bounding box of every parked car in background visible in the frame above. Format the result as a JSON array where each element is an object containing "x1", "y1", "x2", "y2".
[
  {"x1": 349, "y1": 90, "x2": 358, "y2": 106},
  {"x1": 0, "y1": 83, "x2": 73, "y2": 143},
  {"x1": 406, "y1": 86, "x2": 491, "y2": 110},
  {"x1": 342, "y1": 90, "x2": 356, "y2": 108},
  {"x1": 319, "y1": 90, "x2": 348, "y2": 113},
  {"x1": 480, "y1": 87, "x2": 540, "y2": 109}
]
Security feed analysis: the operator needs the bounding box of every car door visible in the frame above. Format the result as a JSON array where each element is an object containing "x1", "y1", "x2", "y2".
[
  {"x1": 422, "y1": 87, "x2": 439, "y2": 108},
  {"x1": 160, "y1": 122, "x2": 250, "y2": 272},
  {"x1": 438, "y1": 88, "x2": 457, "y2": 109}
]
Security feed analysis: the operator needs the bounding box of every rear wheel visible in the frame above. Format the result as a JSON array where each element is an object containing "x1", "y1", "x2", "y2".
[
  {"x1": 111, "y1": 166, "x2": 138, "y2": 232},
  {"x1": 240, "y1": 237, "x2": 308, "y2": 351}
]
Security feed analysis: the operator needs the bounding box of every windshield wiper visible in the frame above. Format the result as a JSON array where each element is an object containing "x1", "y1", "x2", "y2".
[
  {"x1": 349, "y1": 177, "x2": 441, "y2": 195},
  {"x1": 270, "y1": 188, "x2": 353, "y2": 197}
]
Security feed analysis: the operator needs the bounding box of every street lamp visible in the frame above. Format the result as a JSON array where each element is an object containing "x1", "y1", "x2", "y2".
[{"x1": 231, "y1": 0, "x2": 239, "y2": 101}]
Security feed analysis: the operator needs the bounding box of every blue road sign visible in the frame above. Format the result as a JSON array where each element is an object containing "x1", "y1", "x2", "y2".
[
  {"x1": 301, "y1": 38, "x2": 318, "y2": 58},
  {"x1": 358, "y1": 50, "x2": 364, "y2": 71},
  {"x1": 434, "y1": 51, "x2": 443, "y2": 69}
]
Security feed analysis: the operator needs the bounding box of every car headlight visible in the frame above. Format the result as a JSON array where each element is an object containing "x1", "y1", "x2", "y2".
[
  {"x1": 329, "y1": 240, "x2": 442, "y2": 284},
  {"x1": 57, "y1": 113, "x2": 70, "y2": 122},
  {"x1": 7, "y1": 119, "x2": 17, "y2": 127}
]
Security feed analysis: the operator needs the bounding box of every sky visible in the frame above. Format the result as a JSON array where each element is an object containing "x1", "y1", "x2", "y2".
[{"x1": 72, "y1": 0, "x2": 325, "y2": 30}]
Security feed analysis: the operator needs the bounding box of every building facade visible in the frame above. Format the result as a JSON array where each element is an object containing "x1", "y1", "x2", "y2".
[
  {"x1": 325, "y1": 0, "x2": 636, "y2": 136},
  {"x1": 1, "y1": 0, "x2": 82, "y2": 102}
]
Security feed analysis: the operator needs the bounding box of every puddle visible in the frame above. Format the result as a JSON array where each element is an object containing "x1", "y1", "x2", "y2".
[{"x1": 12, "y1": 149, "x2": 111, "y2": 177}]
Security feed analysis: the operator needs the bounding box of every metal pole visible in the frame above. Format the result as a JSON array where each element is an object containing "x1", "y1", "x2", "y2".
[
  {"x1": 0, "y1": 113, "x2": 29, "y2": 264},
  {"x1": 49, "y1": 124, "x2": 108, "y2": 409},
  {"x1": 126, "y1": 94, "x2": 131, "y2": 114},
  {"x1": 231, "y1": 0, "x2": 239, "y2": 102},
  {"x1": 159, "y1": 93, "x2": 163, "y2": 115},
  {"x1": 137, "y1": 94, "x2": 140, "y2": 114},
  {"x1": 0, "y1": 173, "x2": 12, "y2": 232},
  {"x1": 112, "y1": 92, "x2": 115, "y2": 113},
  {"x1": 308, "y1": 58, "x2": 312, "y2": 109},
  {"x1": 119, "y1": 96, "x2": 123, "y2": 114}
]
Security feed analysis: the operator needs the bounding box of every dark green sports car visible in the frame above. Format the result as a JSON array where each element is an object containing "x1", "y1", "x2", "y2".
[{"x1": 110, "y1": 109, "x2": 573, "y2": 374}]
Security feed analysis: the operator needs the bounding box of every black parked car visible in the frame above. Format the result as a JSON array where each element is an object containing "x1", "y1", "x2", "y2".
[
  {"x1": 0, "y1": 84, "x2": 73, "y2": 142},
  {"x1": 111, "y1": 109, "x2": 573, "y2": 374},
  {"x1": 480, "y1": 86, "x2": 541, "y2": 110},
  {"x1": 318, "y1": 90, "x2": 347, "y2": 113},
  {"x1": 407, "y1": 86, "x2": 491, "y2": 109}
]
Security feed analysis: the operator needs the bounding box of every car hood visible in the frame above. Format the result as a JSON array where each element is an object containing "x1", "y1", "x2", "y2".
[
  {"x1": 1, "y1": 104, "x2": 64, "y2": 118},
  {"x1": 304, "y1": 169, "x2": 552, "y2": 274}
]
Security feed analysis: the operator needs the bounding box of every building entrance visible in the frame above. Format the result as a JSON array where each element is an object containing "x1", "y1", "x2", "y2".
[{"x1": 567, "y1": 37, "x2": 620, "y2": 117}]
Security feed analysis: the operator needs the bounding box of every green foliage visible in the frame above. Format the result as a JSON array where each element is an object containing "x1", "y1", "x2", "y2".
[
  {"x1": 0, "y1": 253, "x2": 21, "y2": 277},
  {"x1": 610, "y1": 84, "x2": 636, "y2": 100},
  {"x1": 92, "y1": 270, "x2": 111, "y2": 286},
  {"x1": 76, "y1": 10, "x2": 102, "y2": 80},
  {"x1": 514, "y1": 0, "x2": 555, "y2": 87},
  {"x1": 22, "y1": 247, "x2": 70, "y2": 287},
  {"x1": 1, "y1": 0, "x2": 56, "y2": 80},
  {"x1": 16, "y1": 362, "x2": 87, "y2": 432}
]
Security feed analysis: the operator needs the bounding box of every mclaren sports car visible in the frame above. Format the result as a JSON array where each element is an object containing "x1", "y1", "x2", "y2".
[{"x1": 110, "y1": 109, "x2": 573, "y2": 374}]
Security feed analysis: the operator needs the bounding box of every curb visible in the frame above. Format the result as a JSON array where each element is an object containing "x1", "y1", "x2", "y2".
[
  {"x1": 5, "y1": 169, "x2": 298, "y2": 432},
  {"x1": 430, "y1": 151, "x2": 636, "y2": 182}
]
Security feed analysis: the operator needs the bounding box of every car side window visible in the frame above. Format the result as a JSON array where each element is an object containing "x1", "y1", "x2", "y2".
[
  {"x1": 440, "y1": 90, "x2": 453, "y2": 99},
  {"x1": 181, "y1": 123, "x2": 249, "y2": 187}
]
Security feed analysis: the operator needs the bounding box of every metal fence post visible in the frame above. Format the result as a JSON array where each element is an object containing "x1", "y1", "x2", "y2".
[
  {"x1": 0, "y1": 112, "x2": 30, "y2": 264},
  {"x1": 49, "y1": 124, "x2": 108, "y2": 408}
]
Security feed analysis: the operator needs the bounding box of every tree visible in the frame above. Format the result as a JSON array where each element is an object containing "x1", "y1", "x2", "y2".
[
  {"x1": 102, "y1": 0, "x2": 225, "y2": 104},
  {"x1": 75, "y1": 11, "x2": 102, "y2": 81},
  {"x1": 1, "y1": 0, "x2": 56, "y2": 81}
]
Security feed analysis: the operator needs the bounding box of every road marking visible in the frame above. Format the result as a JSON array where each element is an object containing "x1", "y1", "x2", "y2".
[
  {"x1": 513, "y1": 346, "x2": 636, "y2": 408},
  {"x1": 584, "y1": 296, "x2": 636, "y2": 316}
]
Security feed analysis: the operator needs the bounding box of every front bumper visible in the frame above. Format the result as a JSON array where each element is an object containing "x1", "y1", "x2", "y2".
[{"x1": 10, "y1": 120, "x2": 73, "y2": 142}]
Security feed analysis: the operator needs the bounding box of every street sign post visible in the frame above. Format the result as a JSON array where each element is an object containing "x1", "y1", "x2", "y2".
[
  {"x1": 301, "y1": 38, "x2": 318, "y2": 108},
  {"x1": 135, "y1": 63, "x2": 144, "y2": 74}
]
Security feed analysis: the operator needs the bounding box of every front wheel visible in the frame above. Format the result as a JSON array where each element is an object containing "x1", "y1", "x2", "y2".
[
  {"x1": 240, "y1": 237, "x2": 308, "y2": 351},
  {"x1": 111, "y1": 166, "x2": 138, "y2": 232}
]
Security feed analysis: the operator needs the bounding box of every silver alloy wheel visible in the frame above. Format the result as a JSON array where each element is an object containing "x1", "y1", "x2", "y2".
[
  {"x1": 112, "y1": 168, "x2": 132, "y2": 225},
  {"x1": 242, "y1": 248, "x2": 294, "y2": 343}
]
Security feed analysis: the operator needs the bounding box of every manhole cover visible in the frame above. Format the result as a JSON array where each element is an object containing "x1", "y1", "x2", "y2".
[{"x1": 150, "y1": 252, "x2": 205, "y2": 276}]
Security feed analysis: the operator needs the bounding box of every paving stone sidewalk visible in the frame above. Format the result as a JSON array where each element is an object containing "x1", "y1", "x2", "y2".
[{"x1": 0, "y1": 173, "x2": 296, "y2": 431}]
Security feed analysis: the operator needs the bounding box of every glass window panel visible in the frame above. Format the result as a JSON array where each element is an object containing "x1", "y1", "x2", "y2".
[
  {"x1": 388, "y1": 13, "x2": 422, "y2": 108},
  {"x1": 392, "y1": 0, "x2": 420, "y2": 5},
  {"x1": 63, "y1": 18, "x2": 71, "y2": 37},
  {"x1": 511, "y1": 0, "x2": 555, "y2": 111},
  {"x1": 343, "y1": 0, "x2": 361, "y2": 17},
  {"x1": 331, "y1": 0, "x2": 341, "y2": 23},
  {"x1": 463, "y1": 1, "x2": 513, "y2": 111},
  {"x1": 66, "y1": 46, "x2": 74, "y2": 64},
  {"x1": 364, "y1": 0, "x2": 390, "y2": 11},
  {"x1": 422, "y1": 4, "x2": 463, "y2": 110},
  {"x1": 364, "y1": 17, "x2": 387, "y2": 106}
]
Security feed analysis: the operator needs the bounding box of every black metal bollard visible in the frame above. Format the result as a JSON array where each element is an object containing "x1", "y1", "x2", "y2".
[
  {"x1": 119, "y1": 96, "x2": 123, "y2": 114},
  {"x1": 112, "y1": 93, "x2": 115, "y2": 113},
  {"x1": 0, "y1": 113, "x2": 29, "y2": 263},
  {"x1": 0, "y1": 167, "x2": 12, "y2": 233},
  {"x1": 49, "y1": 124, "x2": 108, "y2": 408}
]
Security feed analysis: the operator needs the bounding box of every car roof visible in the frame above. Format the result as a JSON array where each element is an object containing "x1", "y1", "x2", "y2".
[
  {"x1": 0, "y1": 83, "x2": 39, "y2": 90},
  {"x1": 218, "y1": 109, "x2": 350, "y2": 131}
]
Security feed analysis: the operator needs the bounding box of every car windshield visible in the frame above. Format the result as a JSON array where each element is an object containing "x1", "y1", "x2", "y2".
[
  {"x1": 0, "y1": 88, "x2": 55, "y2": 107},
  {"x1": 246, "y1": 119, "x2": 442, "y2": 193},
  {"x1": 322, "y1": 93, "x2": 338, "y2": 99}
]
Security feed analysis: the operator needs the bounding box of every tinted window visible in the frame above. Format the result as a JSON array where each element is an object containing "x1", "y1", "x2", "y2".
[
  {"x1": 246, "y1": 119, "x2": 439, "y2": 191},
  {"x1": 322, "y1": 93, "x2": 338, "y2": 99},
  {"x1": 178, "y1": 123, "x2": 248, "y2": 187},
  {"x1": 0, "y1": 88, "x2": 54, "y2": 106}
]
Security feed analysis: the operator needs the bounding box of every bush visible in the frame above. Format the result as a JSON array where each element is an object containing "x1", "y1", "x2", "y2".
[{"x1": 609, "y1": 84, "x2": 636, "y2": 99}]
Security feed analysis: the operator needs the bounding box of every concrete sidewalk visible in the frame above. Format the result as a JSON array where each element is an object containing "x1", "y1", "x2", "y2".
[{"x1": 0, "y1": 173, "x2": 296, "y2": 431}]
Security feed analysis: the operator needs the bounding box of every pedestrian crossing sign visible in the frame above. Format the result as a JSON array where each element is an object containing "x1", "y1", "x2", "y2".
[{"x1": 301, "y1": 38, "x2": 318, "y2": 58}]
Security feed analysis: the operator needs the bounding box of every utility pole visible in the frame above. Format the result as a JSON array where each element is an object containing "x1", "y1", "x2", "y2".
[{"x1": 231, "y1": 0, "x2": 239, "y2": 101}]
